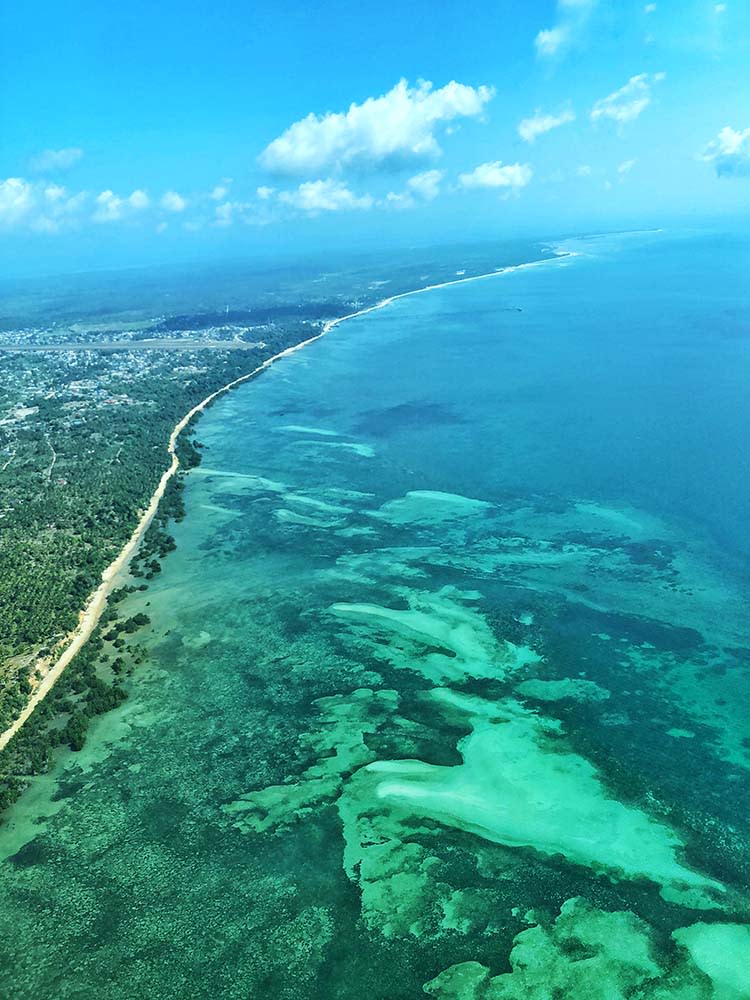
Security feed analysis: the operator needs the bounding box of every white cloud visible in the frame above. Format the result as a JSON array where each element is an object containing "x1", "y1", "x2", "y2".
[
  {"x1": 382, "y1": 190, "x2": 415, "y2": 210},
  {"x1": 518, "y1": 107, "x2": 576, "y2": 143},
  {"x1": 644, "y1": 3, "x2": 657, "y2": 12},
  {"x1": 213, "y1": 200, "x2": 253, "y2": 226},
  {"x1": 618, "y1": 159, "x2": 637, "y2": 174},
  {"x1": 407, "y1": 169, "x2": 443, "y2": 200},
  {"x1": 576, "y1": 164, "x2": 593, "y2": 177},
  {"x1": 0, "y1": 177, "x2": 169, "y2": 232},
  {"x1": 256, "y1": 185, "x2": 275, "y2": 200},
  {"x1": 535, "y1": 0, "x2": 597, "y2": 59},
  {"x1": 209, "y1": 177, "x2": 233, "y2": 200},
  {"x1": 40, "y1": 190, "x2": 87, "y2": 231},
  {"x1": 535, "y1": 25, "x2": 570, "y2": 57},
  {"x1": 29, "y1": 147, "x2": 84, "y2": 173},
  {"x1": 43, "y1": 183, "x2": 67, "y2": 203},
  {"x1": 0, "y1": 178, "x2": 36, "y2": 228},
  {"x1": 458, "y1": 161, "x2": 532, "y2": 192},
  {"x1": 699, "y1": 125, "x2": 750, "y2": 177},
  {"x1": 94, "y1": 188, "x2": 152, "y2": 223},
  {"x1": 214, "y1": 201, "x2": 234, "y2": 226},
  {"x1": 213, "y1": 197, "x2": 274, "y2": 227},
  {"x1": 214, "y1": 201, "x2": 264, "y2": 227},
  {"x1": 258, "y1": 78, "x2": 494, "y2": 176},
  {"x1": 277, "y1": 178, "x2": 374, "y2": 215},
  {"x1": 129, "y1": 189, "x2": 150, "y2": 209},
  {"x1": 1, "y1": 176, "x2": 153, "y2": 232},
  {"x1": 92, "y1": 190, "x2": 124, "y2": 223},
  {"x1": 590, "y1": 73, "x2": 664, "y2": 126},
  {"x1": 715, "y1": 3, "x2": 726, "y2": 12},
  {"x1": 381, "y1": 169, "x2": 444, "y2": 210},
  {"x1": 160, "y1": 190, "x2": 187, "y2": 212}
]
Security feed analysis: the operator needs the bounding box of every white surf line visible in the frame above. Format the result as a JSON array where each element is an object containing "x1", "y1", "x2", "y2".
[{"x1": 0, "y1": 249, "x2": 576, "y2": 752}]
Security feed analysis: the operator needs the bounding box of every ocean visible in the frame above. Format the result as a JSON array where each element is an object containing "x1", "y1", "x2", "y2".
[{"x1": 1, "y1": 229, "x2": 748, "y2": 998}]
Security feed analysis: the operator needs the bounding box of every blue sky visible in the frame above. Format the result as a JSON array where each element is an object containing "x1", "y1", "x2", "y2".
[{"x1": 1, "y1": 0, "x2": 748, "y2": 274}]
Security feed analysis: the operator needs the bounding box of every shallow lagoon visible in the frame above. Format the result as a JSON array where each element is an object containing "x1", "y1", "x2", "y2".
[{"x1": 1, "y1": 231, "x2": 749, "y2": 998}]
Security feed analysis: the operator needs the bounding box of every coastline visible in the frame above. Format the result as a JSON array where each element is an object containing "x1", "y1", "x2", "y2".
[{"x1": 0, "y1": 249, "x2": 575, "y2": 752}]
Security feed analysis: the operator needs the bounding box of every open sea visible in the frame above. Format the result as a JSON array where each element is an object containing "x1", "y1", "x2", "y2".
[{"x1": 1, "y1": 230, "x2": 749, "y2": 998}]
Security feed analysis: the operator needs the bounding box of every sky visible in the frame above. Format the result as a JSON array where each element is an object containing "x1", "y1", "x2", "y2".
[{"x1": 1, "y1": 0, "x2": 749, "y2": 275}]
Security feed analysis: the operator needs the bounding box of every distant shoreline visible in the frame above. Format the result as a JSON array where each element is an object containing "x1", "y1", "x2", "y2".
[
  {"x1": 0, "y1": 249, "x2": 576, "y2": 751},
  {"x1": 0, "y1": 339, "x2": 262, "y2": 352}
]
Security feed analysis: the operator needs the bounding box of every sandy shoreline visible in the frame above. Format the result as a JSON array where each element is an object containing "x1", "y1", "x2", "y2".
[{"x1": 0, "y1": 250, "x2": 574, "y2": 752}]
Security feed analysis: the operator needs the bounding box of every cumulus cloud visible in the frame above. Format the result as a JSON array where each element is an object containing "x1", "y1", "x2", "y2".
[
  {"x1": 41, "y1": 191, "x2": 88, "y2": 231},
  {"x1": 29, "y1": 147, "x2": 84, "y2": 173},
  {"x1": 92, "y1": 190, "x2": 125, "y2": 223},
  {"x1": 93, "y1": 188, "x2": 152, "y2": 223},
  {"x1": 618, "y1": 159, "x2": 637, "y2": 174},
  {"x1": 0, "y1": 176, "x2": 206, "y2": 232},
  {"x1": 277, "y1": 178, "x2": 374, "y2": 215},
  {"x1": 214, "y1": 202, "x2": 234, "y2": 226},
  {"x1": 209, "y1": 178, "x2": 233, "y2": 201},
  {"x1": 256, "y1": 185, "x2": 275, "y2": 200},
  {"x1": 128, "y1": 189, "x2": 150, "y2": 209},
  {"x1": 699, "y1": 125, "x2": 750, "y2": 177},
  {"x1": 213, "y1": 200, "x2": 261, "y2": 227},
  {"x1": 43, "y1": 183, "x2": 67, "y2": 203},
  {"x1": 0, "y1": 177, "x2": 91, "y2": 232},
  {"x1": 382, "y1": 190, "x2": 415, "y2": 210},
  {"x1": 590, "y1": 73, "x2": 665, "y2": 126},
  {"x1": 0, "y1": 178, "x2": 36, "y2": 228},
  {"x1": 458, "y1": 161, "x2": 532, "y2": 192},
  {"x1": 160, "y1": 190, "x2": 187, "y2": 212},
  {"x1": 535, "y1": 26, "x2": 570, "y2": 57},
  {"x1": 407, "y1": 169, "x2": 443, "y2": 200},
  {"x1": 258, "y1": 78, "x2": 494, "y2": 176},
  {"x1": 214, "y1": 195, "x2": 284, "y2": 228},
  {"x1": 518, "y1": 107, "x2": 576, "y2": 143},
  {"x1": 535, "y1": 0, "x2": 597, "y2": 59},
  {"x1": 380, "y1": 169, "x2": 444, "y2": 210}
]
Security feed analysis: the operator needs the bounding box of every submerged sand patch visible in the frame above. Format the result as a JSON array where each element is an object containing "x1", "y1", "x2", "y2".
[
  {"x1": 373, "y1": 490, "x2": 493, "y2": 526},
  {"x1": 331, "y1": 588, "x2": 540, "y2": 685},
  {"x1": 672, "y1": 923, "x2": 750, "y2": 999},
  {"x1": 514, "y1": 677, "x2": 610, "y2": 703},
  {"x1": 365, "y1": 691, "x2": 722, "y2": 903},
  {"x1": 424, "y1": 896, "x2": 738, "y2": 999}
]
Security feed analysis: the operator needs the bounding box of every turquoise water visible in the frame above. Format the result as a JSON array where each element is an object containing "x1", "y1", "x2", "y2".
[{"x1": 1, "y1": 231, "x2": 749, "y2": 998}]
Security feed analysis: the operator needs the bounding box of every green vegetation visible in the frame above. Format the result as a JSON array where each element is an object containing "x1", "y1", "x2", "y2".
[
  {"x1": 0, "y1": 622, "x2": 131, "y2": 811},
  {"x1": 0, "y1": 327, "x2": 326, "y2": 805}
]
